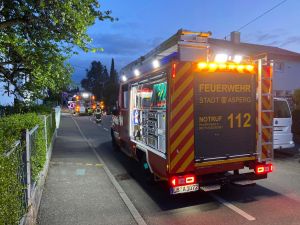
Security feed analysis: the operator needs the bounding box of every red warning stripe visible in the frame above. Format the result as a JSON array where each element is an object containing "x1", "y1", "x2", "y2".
[
  {"x1": 171, "y1": 145, "x2": 194, "y2": 172},
  {"x1": 171, "y1": 82, "x2": 194, "y2": 114},
  {"x1": 169, "y1": 62, "x2": 195, "y2": 174}
]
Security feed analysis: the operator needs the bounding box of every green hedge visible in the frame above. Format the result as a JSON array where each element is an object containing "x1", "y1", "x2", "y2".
[
  {"x1": 0, "y1": 104, "x2": 53, "y2": 117},
  {"x1": 0, "y1": 113, "x2": 49, "y2": 224},
  {"x1": 0, "y1": 143, "x2": 25, "y2": 225}
]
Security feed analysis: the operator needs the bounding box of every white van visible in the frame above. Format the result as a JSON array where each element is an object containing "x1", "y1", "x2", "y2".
[{"x1": 273, "y1": 97, "x2": 295, "y2": 149}]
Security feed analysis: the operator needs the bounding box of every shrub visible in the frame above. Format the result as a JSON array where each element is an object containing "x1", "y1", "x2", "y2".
[
  {"x1": 0, "y1": 143, "x2": 25, "y2": 225},
  {"x1": 0, "y1": 113, "x2": 48, "y2": 224},
  {"x1": 0, "y1": 104, "x2": 53, "y2": 117}
]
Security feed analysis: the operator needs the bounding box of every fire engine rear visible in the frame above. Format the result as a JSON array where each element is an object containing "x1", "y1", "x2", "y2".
[{"x1": 111, "y1": 29, "x2": 273, "y2": 194}]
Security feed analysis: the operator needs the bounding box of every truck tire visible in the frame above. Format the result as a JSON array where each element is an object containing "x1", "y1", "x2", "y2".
[
  {"x1": 111, "y1": 129, "x2": 119, "y2": 151},
  {"x1": 140, "y1": 153, "x2": 155, "y2": 185}
]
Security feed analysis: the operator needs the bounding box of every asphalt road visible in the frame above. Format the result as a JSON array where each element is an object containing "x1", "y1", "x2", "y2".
[{"x1": 39, "y1": 114, "x2": 300, "y2": 225}]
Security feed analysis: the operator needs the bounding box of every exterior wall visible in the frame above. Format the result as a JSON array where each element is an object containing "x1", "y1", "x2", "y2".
[
  {"x1": 273, "y1": 60, "x2": 300, "y2": 94},
  {"x1": 0, "y1": 81, "x2": 14, "y2": 105}
]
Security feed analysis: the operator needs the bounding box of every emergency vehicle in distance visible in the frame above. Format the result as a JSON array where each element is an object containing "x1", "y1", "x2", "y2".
[
  {"x1": 73, "y1": 92, "x2": 96, "y2": 115},
  {"x1": 111, "y1": 29, "x2": 274, "y2": 194}
]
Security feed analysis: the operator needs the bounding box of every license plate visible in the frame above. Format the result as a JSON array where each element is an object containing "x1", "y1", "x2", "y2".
[{"x1": 171, "y1": 184, "x2": 199, "y2": 194}]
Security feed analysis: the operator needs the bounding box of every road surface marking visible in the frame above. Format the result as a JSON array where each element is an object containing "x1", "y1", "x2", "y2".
[
  {"x1": 72, "y1": 117, "x2": 147, "y2": 225},
  {"x1": 103, "y1": 127, "x2": 109, "y2": 132},
  {"x1": 211, "y1": 193, "x2": 256, "y2": 221},
  {"x1": 95, "y1": 163, "x2": 103, "y2": 167},
  {"x1": 76, "y1": 169, "x2": 86, "y2": 176},
  {"x1": 50, "y1": 161, "x2": 103, "y2": 167}
]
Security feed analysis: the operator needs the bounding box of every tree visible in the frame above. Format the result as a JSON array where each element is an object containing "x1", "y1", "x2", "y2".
[
  {"x1": 0, "y1": 1, "x2": 115, "y2": 100},
  {"x1": 103, "y1": 58, "x2": 119, "y2": 109},
  {"x1": 81, "y1": 61, "x2": 108, "y2": 100}
]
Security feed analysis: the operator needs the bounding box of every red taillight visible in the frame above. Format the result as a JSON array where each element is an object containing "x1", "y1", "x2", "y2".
[
  {"x1": 170, "y1": 174, "x2": 196, "y2": 187},
  {"x1": 255, "y1": 164, "x2": 273, "y2": 175}
]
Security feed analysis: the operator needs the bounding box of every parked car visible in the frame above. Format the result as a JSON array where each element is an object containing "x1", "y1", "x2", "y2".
[{"x1": 273, "y1": 97, "x2": 295, "y2": 149}]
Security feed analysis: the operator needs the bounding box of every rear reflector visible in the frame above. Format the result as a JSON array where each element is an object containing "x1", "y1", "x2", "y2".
[
  {"x1": 170, "y1": 174, "x2": 196, "y2": 187},
  {"x1": 171, "y1": 177, "x2": 178, "y2": 187},
  {"x1": 185, "y1": 175, "x2": 195, "y2": 184},
  {"x1": 255, "y1": 164, "x2": 273, "y2": 175},
  {"x1": 171, "y1": 63, "x2": 176, "y2": 78}
]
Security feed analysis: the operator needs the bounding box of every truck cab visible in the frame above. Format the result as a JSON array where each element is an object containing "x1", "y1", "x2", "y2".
[{"x1": 273, "y1": 97, "x2": 295, "y2": 149}]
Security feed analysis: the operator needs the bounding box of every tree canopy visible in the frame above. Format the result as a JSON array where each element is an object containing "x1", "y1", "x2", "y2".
[
  {"x1": 0, "y1": 0, "x2": 114, "y2": 100},
  {"x1": 81, "y1": 58, "x2": 119, "y2": 110},
  {"x1": 104, "y1": 58, "x2": 119, "y2": 107},
  {"x1": 81, "y1": 60, "x2": 108, "y2": 100}
]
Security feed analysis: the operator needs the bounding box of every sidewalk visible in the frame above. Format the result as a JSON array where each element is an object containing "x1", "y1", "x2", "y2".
[{"x1": 37, "y1": 115, "x2": 136, "y2": 225}]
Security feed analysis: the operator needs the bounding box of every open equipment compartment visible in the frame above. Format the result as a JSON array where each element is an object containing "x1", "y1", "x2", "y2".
[{"x1": 129, "y1": 74, "x2": 167, "y2": 154}]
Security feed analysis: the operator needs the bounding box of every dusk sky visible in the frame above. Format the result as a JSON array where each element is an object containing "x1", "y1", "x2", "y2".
[{"x1": 69, "y1": 0, "x2": 300, "y2": 84}]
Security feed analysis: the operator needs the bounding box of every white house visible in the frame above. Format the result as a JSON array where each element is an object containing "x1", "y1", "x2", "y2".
[{"x1": 208, "y1": 31, "x2": 300, "y2": 97}]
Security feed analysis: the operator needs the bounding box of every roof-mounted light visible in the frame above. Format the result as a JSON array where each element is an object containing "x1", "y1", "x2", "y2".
[
  {"x1": 122, "y1": 75, "x2": 127, "y2": 82},
  {"x1": 215, "y1": 54, "x2": 228, "y2": 63},
  {"x1": 233, "y1": 55, "x2": 243, "y2": 63},
  {"x1": 134, "y1": 69, "x2": 140, "y2": 77},
  {"x1": 152, "y1": 59, "x2": 160, "y2": 69}
]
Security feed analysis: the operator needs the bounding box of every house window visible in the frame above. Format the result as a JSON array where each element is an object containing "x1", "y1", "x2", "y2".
[{"x1": 274, "y1": 62, "x2": 284, "y2": 72}]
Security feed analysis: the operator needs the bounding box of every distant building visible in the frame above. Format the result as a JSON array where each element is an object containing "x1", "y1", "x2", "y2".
[{"x1": 209, "y1": 31, "x2": 300, "y2": 97}]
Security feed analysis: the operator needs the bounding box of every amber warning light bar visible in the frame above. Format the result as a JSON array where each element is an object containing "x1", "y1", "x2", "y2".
[{"x1": 197, "y1": 62, "x2": 255, "y2": 74}]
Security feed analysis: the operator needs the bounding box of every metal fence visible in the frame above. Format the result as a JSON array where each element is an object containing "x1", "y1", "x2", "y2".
[
  {"x1": 4, "y1": 140, "x2": 28, "y2": 219},
  {"x1": 26, "y1": 125, "x2": 39, "y2": 204},
  {"x1": 2, "y1": 107, "x2": 61, "y2": 224}
]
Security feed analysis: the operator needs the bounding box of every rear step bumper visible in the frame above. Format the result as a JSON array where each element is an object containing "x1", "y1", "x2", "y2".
[{"x1": 169, "y1": 172, "x2": 267, "y2": 194}]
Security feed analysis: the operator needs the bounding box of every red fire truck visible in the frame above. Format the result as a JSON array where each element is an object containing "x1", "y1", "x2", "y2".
[
  {"x1": 73, "y1": 92, "x2": 96, "y2": 115},
  {"x1": 111, "y1": 30, "x2": 273, "y2": 194}
]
